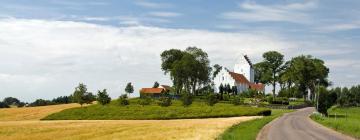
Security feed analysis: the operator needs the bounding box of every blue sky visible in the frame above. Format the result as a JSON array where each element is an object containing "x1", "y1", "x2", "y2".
[{"x1": 0, "y1": 0, "x2": 360, "y2": 102}]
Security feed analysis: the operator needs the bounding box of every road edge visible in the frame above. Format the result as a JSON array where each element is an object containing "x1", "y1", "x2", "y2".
[{"x1": 255, "y1": 111, "x2": 290, "y2": 140}]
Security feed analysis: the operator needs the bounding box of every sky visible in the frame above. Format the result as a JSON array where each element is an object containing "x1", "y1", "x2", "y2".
[{"x1": 0, "y1": 0, "x2": 360, "y2": 102}]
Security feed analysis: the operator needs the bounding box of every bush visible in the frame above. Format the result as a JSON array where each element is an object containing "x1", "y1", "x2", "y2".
[
  {"x1": 259, "y1": 110, "x2": 272, "y2": 116},
  {"x1": 206, "y1": 93, "x2": 218, "y2": 106},
  {"x1": 29, "y1": 99, "x2": 54, "y2": 107},
  {"x1": 318, "y1": 86, "x2": 335, "y2": 116},
  {"x1": 0, "y1": 102, "x2": 10, "y2": 108},
  {"x1": 223, "y1": 94, "x2": 230, "y2": 101},
  {"x1": 118, "y1": 94, "x2": 129, "y2": 106},
  {"x1": 267, "y1": 96, "x2": 274, "y2": 103},
  {"x1": 180, "y1": 93, "x2": 193, "y2": 107},
  {"x1": 97, "y1": 89, "x2": 111, "y2": 105},
  {"x1": 157, "y1": 96, "x2": 172, "y2": 107},
  {"x1": 269, "y1": 97, "x2": 289, "y2": 105},
  {"x1": 231, "y1": 96, "x2": 244, "y2": 105},
  {"x1": 138, "y1": 96, "x2": 151, "y2": 106}
]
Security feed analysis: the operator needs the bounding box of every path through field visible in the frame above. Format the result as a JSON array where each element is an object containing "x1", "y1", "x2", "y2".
[{"x1": 0, "y1": 104, "x2": 260, "y2": 140}]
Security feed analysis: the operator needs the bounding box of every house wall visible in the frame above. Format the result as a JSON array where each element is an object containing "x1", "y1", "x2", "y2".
[{"x1": 213, "y1": 68, "x2": 235, "y2": 93}]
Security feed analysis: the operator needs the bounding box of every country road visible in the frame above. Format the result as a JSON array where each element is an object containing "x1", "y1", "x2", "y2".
[{"x1": 257, "y1": 107, "x2": 355, "y2": 140}]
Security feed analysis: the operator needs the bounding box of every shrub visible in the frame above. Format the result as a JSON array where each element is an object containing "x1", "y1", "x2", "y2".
[
  {"x1": 3, "y1": 97, "x2": 20, "y2": 106},
  {"x1": 157, "y1": 96, "x2": 172, "y2": 107},
  {"x1": 260, "y1": 110, "x2": 272, "y2": 116},
  {"x1": 118, "y1": 94, "x2": 129, "y2": 106},
  {"x1": 29, "y1": 99, "x2": 54, "y2": 107},
  {"x1": 267, "y1": 96, "x2": 274, "y2": 103},
  {"x1": 206, "y1": 93, "x2": 218, "y2": 106},
  {"x1": 318, "y1": 86, "x2": 335, "y2": 116},
  {"x1": 223, "y1": 94, "x2": 230, "y2": 101},
  {"x1": 97, "y1": 89, "x2": 111, "y2": 105},
  {"x1": 180, "y1": 93, "x2": 193, "y2": 107},
  {"x1": 138, "y1": 96, "x2": 151, "y2": 106},
  {"x1": 231, "y1": 96, "x2": 244, "y2": 105},
  {"x1": 269, "y1": 97, "x2": 289, "y2": 105}
]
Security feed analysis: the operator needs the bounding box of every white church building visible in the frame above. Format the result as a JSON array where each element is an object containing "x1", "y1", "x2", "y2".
[{"x1": 213, "y1": 55, "x2": 265, "y2": 93}]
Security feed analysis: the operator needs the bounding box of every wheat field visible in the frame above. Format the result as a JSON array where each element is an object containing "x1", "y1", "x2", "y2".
[{"x1": 0, "y1": 104, "x2": 260, "y2": 140}]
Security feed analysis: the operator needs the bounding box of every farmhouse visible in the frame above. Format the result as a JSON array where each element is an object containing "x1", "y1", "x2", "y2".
[
  {"x1": 213, "y1": 55, "x2": 265, "y2": 93},
  {"x1": 139, "y1": 85, "x2": 171, "y2": 98}
]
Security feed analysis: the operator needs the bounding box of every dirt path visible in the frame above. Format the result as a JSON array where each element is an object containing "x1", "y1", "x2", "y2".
[{"x1": 257, "y1": 107, "x2": 355, "y2": 140}]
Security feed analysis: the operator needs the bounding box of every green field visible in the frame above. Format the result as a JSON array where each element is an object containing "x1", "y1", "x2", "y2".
[
  {"x1": 311, "y1": 107, "x2": 360, "y2": 139},
  {"x1": 217, "y1": 109, "x2": 292, "y2": 140},
  {"x1": 43, "y1": 99, "x2": 271, "y2": 120}
]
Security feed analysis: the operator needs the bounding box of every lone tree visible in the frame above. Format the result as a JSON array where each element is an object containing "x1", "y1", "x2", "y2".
[
  {"x1": 72, "y1": 83, "x2": 90, "y2": 106},
  {"x1": 255, "y1": 51, "x2": 284, "y2": 98},
  {"x1": 97, "y1": 89, "x2": 111, "y2": 105},
  {"x1": 153, "y1": 81, "x2": 160, "y2": 88},
  {"x1": 125, "y1": 82, "x2": 134, "y2": 96}
]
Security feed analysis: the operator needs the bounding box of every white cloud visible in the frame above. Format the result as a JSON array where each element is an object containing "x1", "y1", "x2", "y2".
[
  {"x1": 221, "y1": 1, "x2": 317, "y2": 23},
  {"x1": 148, "y1": 11, "x2": 182, "y2": 17},
  {"x1": 134, "y1": 0, "x2": 172, "y2": 9},
  {"x1": 0, "y1": 18, "x2": 296, "y2": 101},
  {"x1": 317, "y1": 22, "x2": 360, "y2": 32}
]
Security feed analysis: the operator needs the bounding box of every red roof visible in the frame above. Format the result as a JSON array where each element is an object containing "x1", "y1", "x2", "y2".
[
  {"x1": 250, "y1": 83, "x2": 265, "y2": 91},
  {"x1": 229, "y1": 72, "x2": 250, "y2": 84},
  {"x1": 140, "y1": 88, "x2": 165, "y2": 94},
  {"x1": 160, "y1": 85, "x2": 171, "y2": 91}
]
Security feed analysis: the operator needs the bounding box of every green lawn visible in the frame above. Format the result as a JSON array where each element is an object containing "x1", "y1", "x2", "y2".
[
  {"x1": 217, "y1": 109, "x2": 292, "y2": 140},
  {"x1": 42, "y1": 99, "x2": 271, "y2": 120},
  {"x1": 311, "y1": 107, "x2": 360, "y2": 139}
]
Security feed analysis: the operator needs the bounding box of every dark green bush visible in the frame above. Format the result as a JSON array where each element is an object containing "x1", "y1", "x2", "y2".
[
  {"x1": 157, "y1": 96, "x2": 172, "y2": 107},
  {"x1": 118, "y1": 94, "x2": 129, "y2": 106},
  {"x1": 260, "y1": 110, "x2": 272, "y2": 116},
  {"x1": 223, "y1": 94, "x2": 230, "y2": 101},
  {"x1": 138, "y1": 96, "x2": 151, "y2": 106},
  {"x1": 231, "y1": 96, "x2": 244, "y2": 105},
  {"x1": 180, "y1": 93, "x2": 193, "y2": 107},
  {"x1": 269, "y1": 97, "x2": 289, "y2": 105},
  {"x1": 206, "y1": 93, "x2": 218, "y2": 106},
  {"x1": 0, "y1": 102, "x2": 10, "y2": 108}
]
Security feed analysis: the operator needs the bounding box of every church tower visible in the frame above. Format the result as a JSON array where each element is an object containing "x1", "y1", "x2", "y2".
[{"x1": 234, "y1": 55, "x2": 254, "y2": 83}]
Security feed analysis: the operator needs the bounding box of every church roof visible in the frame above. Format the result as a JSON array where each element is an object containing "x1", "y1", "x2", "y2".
[
  {"x1": 250, "y1": 83, "x2": 265, "y2": 91},
  {"x1": 228, "y1": 71, "x2": 250, "y2": 84}
]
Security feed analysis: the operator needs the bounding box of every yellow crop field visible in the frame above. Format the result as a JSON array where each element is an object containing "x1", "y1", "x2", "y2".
[{"x1": 0, "y1": 104, "x2": 260, "y2": 140}]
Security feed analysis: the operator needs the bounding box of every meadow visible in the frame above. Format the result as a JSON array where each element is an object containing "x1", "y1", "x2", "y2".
[
  {"x1": 0, "y1": 103, "x2": 261, "y2": 140},
  {"x1": 217, "y1": 109, "x2": 292, "y2": 140},
  {"x1": 43, "y1": 99, "x2": 271, "y2": 120},
  {"x1": 311, "y1": 107, "x2": 360, "y2": 139}
]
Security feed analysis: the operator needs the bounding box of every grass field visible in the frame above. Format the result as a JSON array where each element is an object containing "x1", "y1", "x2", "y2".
[
  {"x1": 43, "y1": 99, "x2": 271, "y2": 120},
  {"x1": 311, "y1": 107, "x2": 360, "y2": 139},
  {"x1": 0, "y1": 103, "x2": 262, "y2": 140},
  {"x1": 217, "y1": 109, "x2": 293, "y2": 140},
  {"x1": 0, "y1": 103, "x2": 81, "y2": 121}
]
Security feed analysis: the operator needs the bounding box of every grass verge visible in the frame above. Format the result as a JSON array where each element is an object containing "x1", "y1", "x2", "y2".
[
  {"x1": 42, "y1": 99, "x2": 271, "y2": 120},
  {"x1": 310, "y1": 107, "x2": 360, "y2": 139},
  {"x1": 217, "y1": 109, "x2": 292, "y2": 140}
]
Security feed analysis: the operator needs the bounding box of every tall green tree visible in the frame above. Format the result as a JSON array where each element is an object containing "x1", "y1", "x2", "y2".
[
  {"x1": 72, "y1": 83, "x2": 87, "y2": 106},
  {"x1": 125, "y1": 82, "x2": 134, "y2": 96},
  {"x1": 255, "y1": 51, "x2": 284, "y2": 97}
]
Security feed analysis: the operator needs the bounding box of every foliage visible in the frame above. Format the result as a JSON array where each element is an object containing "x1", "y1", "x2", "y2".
[
  {"x1": 160, "y1": 47, "x2": 211, "y2": 95},
  {"x1": 125, "y1": 82, "x2": 134, "y2": 95},
  {"x1": 0, "y1": 102, "x2": 10, "y2": 108},
  {"x1": 180, "y1": 92, "x2": 193, "y2": 107},
  {"x1": 254, "y1": 51, "x2": 284, "y2": 97},
  {"x1": 97, "y1": 89, "x2": 111, "y2": 105},
  {"x1": 153, "y1": 81, "x2": 160, "y2": 88},
  {"x1": 83, "y1": 92, "x2": 96, "y2": 104},
  {"x1": 3, "y1": 97, "x2": 20, "y2": 106},
  {"x1": 223, "y1": 94, "x2": 230, "y2": 101},
  {"x1": 29, "y1": 99, "x2": 54, "y2": 107},
  {"x1": 157, "y1": 95, "x2": 172, "y2": 107},
  {"x1": 43, "y1": 100, "x2": 272, "y2": 120},
  {"x1": 218, "y1": 109, "x2": 291, "y2": 140},
  {"x1": 72, "y1": 83, "x2": 88, "y2": 106},
  {"x1": 118, "y1": 94, "x2": 129, "y2": 106},
  {"x1": 212, "y1": 64, "x2": 222, "y2": 79},
  {"x1": 231, "y1": 96, "x2": 244, "y2": 106},
  {"x1": 52, "y1": 96, "x2": 71, "y2": 104},
  {"x1": 269, "y1": 97, "x2": 289, "y2": 105},
  {"x1": 206, "y1": 93, "x2": 218, "y2": 106},
  {"x1": 138, "y1": 96, "x2": 152, "y2": 106},
  {"x1": 317, "y1": 87, "x2": 335, "y2": 115}
]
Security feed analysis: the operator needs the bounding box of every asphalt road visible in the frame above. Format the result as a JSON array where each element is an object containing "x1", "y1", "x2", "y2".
[{"x1": 257, "y1": 107, "x2": 355, "y2": 140}]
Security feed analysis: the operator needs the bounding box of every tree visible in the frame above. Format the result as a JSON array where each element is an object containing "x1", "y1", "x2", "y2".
[
  {"x1": 97, "y1": 89, "x2": 111, "y2": 105},
  {"x1": 118, "y1": 94, "x2": 129, "y2": 106},
  {"x1": 0, "y1": 102, "x2": 10, "y2": 108},
  {"x1": 232, "y1": 86, "x2": 238, "y2": 95},
  {"x1": 52, "y1": 96, "x2": 71, "y2": 104},
  {"x1": 219, "y1": 84, "x2": 224, "y2": 100},
  {"x1": 153, "y1": 81, "x2": 160, "y2": 88},
  {"x1": 212, "y1": 64, "x2": 222, "y2": 79},
  {"x1": 84, "y1": 92, "x2": 96, "y2": 104},
  {"x1": 125, "y1": 82, "x2": 134, "y2": 96},
  {"x1": 206, "y1": 93, "x2": 218, "y2": 106},
  {"x1": 317, "y1": 86, "x2": 335, "y2": 116},
  {"x1": 3, "y1": 97, "x2": 20, "y2": 106},
  {"x1": 73, "y1": 83, "x2": 87, "y2": 106},
  {"x1": 180, "y1": 92, "x2": 193, "y2": 107},
  {"x1": 257, "y1": 51, "x2": 285, "y2": 98}
]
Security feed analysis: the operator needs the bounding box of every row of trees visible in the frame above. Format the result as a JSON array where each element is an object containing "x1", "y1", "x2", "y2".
[
  {"x1": 254, "y1": 51, "x2": 329, "y2": 101},
  {"x1": 160, "y1": 47, "x2": 212, "y2": 95},
  {"x1": 0, "y1": 97, "x2": 26, "y2": 108}
]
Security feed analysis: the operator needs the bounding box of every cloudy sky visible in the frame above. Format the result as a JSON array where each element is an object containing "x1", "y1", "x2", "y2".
[{"x1": 0, "y1": 0, "x2": 359, "y2": 102}]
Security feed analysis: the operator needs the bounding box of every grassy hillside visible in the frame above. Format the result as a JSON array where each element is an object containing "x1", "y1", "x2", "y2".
[
  {"x1": 43, "y1": 99, "x2": 271, "y2": 120},
  {"x1": 217, "y1": 109, "x2": 292, "y2": 140},
  {"x1": 311, "y1": 107, "x2": 360, "y2": 139},
  {"x1": 0, "y1": 103, "x2": 81, "y2": 121}
]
